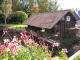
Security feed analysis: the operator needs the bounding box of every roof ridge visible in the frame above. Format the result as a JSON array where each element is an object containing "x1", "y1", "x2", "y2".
[{"x1": 31, "y1": 10, "x2": 70, "y2": 15}]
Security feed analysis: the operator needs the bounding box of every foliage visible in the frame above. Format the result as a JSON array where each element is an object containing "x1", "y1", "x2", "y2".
[
  {"x1": 31, "y1": 6, "x2": 39, "y2": 14},
  {"x1": 8, "y1": 11, "x2": 28, "y2": 24},
  {"x1": 48, "y1": 0, "x2": 59, "y2": 12},
  {"x1": 16, "y1": 0, "x2": 29, "y2": 13},
  {"x1": 0, "y1": 0, "x2": 3, "y2": 5},
  {"x1": 12, "y1": 0, "x2": 59, "y2": 14},
  {"x1": 74, "y1": 54, "x2": 80, "y2": 60},
  {"x1": 12, "y1": 0, "x2": 18, "y2": 12},
  {"x1": 12, "y1": 0, "x2": 33, "y2": 14},
  {"x1": 38, "y1": 0, "x2": 59, "y2": 13},
  {"x1": 70, "y1": 8, "x2": 78, "y2": 12},
  {"x1": 28, "y1": 0, "x2": 34, "y2": 14},
  {"x1": 0, "y1": 0, "x2": 60, "y2": 18},
  {"x1": 16, "y1": 0, "x2": 37, "y2": 14},
  {"x1": 0, "y1": 30, "x2": 51, "y2": 60},
  {"x1": 0, "y1": 29, "x2": 70, "y2": 60},
  {"x1": 0, "y1": 9, "x2": 3, "y2": 14},
  {"x1": 0, "y1": 10, "x2": 4, "y2": 23},
  {"x1": 58, "y1": 50, "x2": 68, "y2": 60},
  {"x1": 38, "y1": 0, "x2": 49, "y2": 13},
  {"x1": 1, "y1": 0, "x2": 12, "y2": 24}
]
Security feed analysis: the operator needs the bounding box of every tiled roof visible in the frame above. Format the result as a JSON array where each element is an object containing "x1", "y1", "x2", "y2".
[{"x1": 23, "y1": 10, "x2": 80, "y2": 29}]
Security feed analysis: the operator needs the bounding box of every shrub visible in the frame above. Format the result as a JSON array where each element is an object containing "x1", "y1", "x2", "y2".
[
  {"x1": 0, "y1": 10, "x2": 4, "y2": 23},
  {"x1": 8, "y1": 11, "x2": 28, "y2": 24},
  {"x1": 0, "y1": 10, "x2": 3, "y2": 14}
]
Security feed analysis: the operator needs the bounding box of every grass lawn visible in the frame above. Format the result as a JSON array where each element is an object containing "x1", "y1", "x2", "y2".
[
  {"x1": 0, "y1": 24, "x2": 28, "y2": 43},
  {"x1": 0, "y1": 24, "x2": 28, "y2": 28}
]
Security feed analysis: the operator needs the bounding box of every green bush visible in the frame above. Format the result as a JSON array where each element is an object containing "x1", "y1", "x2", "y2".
[
  {"x1": 8, "y1": 11, "x2": 28, "y2": 24},
  {"x1": 0, "y1": 10, "x2": 3, "y2": 14},
  {"x1": 0, "y1": 10, "x2": 4, "y2": 23}
]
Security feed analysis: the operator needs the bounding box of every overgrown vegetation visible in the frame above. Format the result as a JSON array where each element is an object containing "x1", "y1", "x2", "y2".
[
  {"x1": 74, "y1": 54, "x2": 80, "y2": 60},
  {"x1": 0, "y1": 29, "x2": 68, "y2": 60},
  {"x1": 8, "y1": 11, "x2": 28, "y2": 24}
]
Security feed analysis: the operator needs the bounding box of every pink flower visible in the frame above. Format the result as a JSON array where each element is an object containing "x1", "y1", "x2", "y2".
[
  {"x1": 52, "y1": 42, "x2": 60, "y2": 47},
  {"x1": 0, "y1": 45, "x2": 5, "y2": 56},
  {"x1": 62, "y1": 48, "x2": 68, "y2": 53},
  {"x1": 20, "y1": 33, "x2": 27, "y2": 39},
  {"x1": 8, "y1": 42, "x2": 20, "y2": 55},
  {"x1": 4, "y1": 39, "x2": 10, "y2": 43},
  {"x1": 13, "y1": 35, "x2": 17, "y2": 39},
  {"x1": 0, "y1": 45, "x2": 5, "y2": 50},
  {"x1": 42, "y1": 39, "x2": 45, "y2": 43},
  {"x1": 32, "y1": 40, "x2": 35, "y2": 44},
  {"x1": 27, "y1": 35, "x2": 31, "y2": 39},
  {"x1": 28, "y1": 39, "x2": 33, "y2": 44},
  {"x1": 44, "y1": 45, "x2": 48, "y2": 51},
  {"x1": 0, "y1": 51, "x2": 4, "y2": 56},
  {"x1": 34, "y1": 43, "x2": 39, "y2": 47},
  {"x1": 12, "y1": 35, "x2": 19, "y2": 43},
  {"x1": 30, "y1": 31, "x2": 36, "y2": 35},
  {"x1": 3, "y1": 30, "x2": 7, "y2": 34},
  {"x1": 20, "y1": 32, "x2": 24, "y2": 36},
  {"x1": 4, "y1": 39, "x2": 10, "y2": 46},
  {"x1": 23, "y1": 30, "x2": 27, "y2": 34}
]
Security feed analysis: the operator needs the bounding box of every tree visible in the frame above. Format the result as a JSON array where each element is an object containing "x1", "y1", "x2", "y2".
[
  {"x1": 1, "y1": 0, "x2": 12, "y2": 24},
  {"x1": 38, "y1": 0, "x2": 59, "y2": 13},
  {"x1": 70, "y1": 8, "x2": 78, "y2": 12},
  {"x1": 0, "y1": 0, "x2": 4, "y2": 5},
  {"x1": 31, "y1": 6, "x2": 39, "y2": 14},
  {"x1": 12, "y1": 0, "x2": 34, "y2": 14},
  {"x1": 12, "y1": 0, "x2": 18, "y2": 12},
  {"x1": 12, "y1": 0, "x2": 59, "y2": 15},
  {"x1": 70, "y1": 8, "x2": 75, "y2": 12},
  {"x1": 48, "y1": 0, "x2": 59, "y2": 12},
  {"x1": 38, "y1": 0, "x2": 49, "y2": 13},
  {"x1": 0, "y1": 0, "x2": 4, "y2": 10},
  {"x1": 16, "y1": 0, "x2": 30, "y2": 13},
  {"x1": 37, "y1": 0, "x2": 40, "y2": 5},
  {"x1": 59, "y1": 8, "x2": 63, "y2": 11},
  {"x1": 28, "y1": 0, "x2": 34, "y2": 14}
]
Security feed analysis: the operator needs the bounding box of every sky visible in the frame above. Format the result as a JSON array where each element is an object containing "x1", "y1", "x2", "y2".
[{"x1": 57, "y1": 0, "x2": 80, "y2": 10}]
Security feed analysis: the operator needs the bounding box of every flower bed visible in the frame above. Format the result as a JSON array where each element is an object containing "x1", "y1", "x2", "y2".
[{"x1": 0, "y1": 30, "x2": 69, "y2": 60}]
